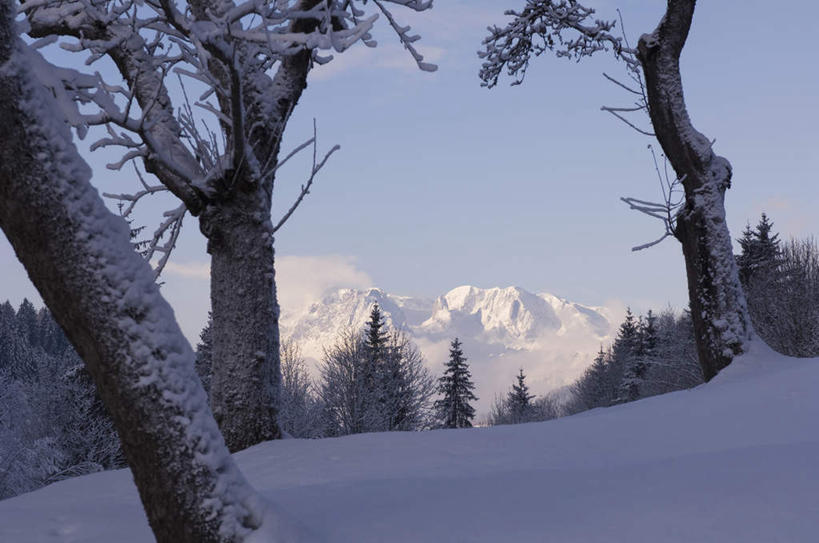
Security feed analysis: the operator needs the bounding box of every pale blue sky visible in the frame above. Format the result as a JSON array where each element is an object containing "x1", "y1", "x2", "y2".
[{"x1": 2, "y1": 0, "x2": 818, "y2": 340}]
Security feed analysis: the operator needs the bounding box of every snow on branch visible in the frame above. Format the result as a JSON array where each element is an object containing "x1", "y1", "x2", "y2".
[
  {"x1": 479, "y1": 0, "x2": 637, "y2": 88},
  {"x1": 621, "y1": 145, "x2": 685, "y2": 251},
  {"x1": 372, "y1": 0, "x2": 437, "y2": 72},
  {"x1": 103, "y1": 164, "x2": 168, "y2": 218},
  {"x1": 20, "y1": 0, "x2": 434, "y2": 276},
  {"x1": 146, "y1": 204, "x2": 187, "y2": 279}
]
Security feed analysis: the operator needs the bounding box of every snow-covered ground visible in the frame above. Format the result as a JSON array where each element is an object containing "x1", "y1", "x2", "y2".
[{"x1": 2, "y1": 340, "x2": 817, "y2": 542}]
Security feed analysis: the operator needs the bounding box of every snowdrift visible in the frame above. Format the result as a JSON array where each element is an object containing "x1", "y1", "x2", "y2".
[{"x1": 1, "y1": 340, "x2": 817, "y2": 542}]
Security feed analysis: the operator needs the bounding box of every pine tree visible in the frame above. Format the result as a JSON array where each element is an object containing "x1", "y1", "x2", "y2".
[
  {"x1": 363, "y1": 303, "x2": 389, "y2": 429},
  {"x1": 571, "y1": 346, "x2": 613, "y2": 410},
  {"x1": 434, "y1": 338, "x2": 477, "y2": 429},
  {"x1": 0, "y1": 300, "x2": 18, "y2": 370},
  {"x1": 36, "y1": 308, "x2": 69, "y2": 356},
  {"x1": 507, "y1": 369, "x2": 535, "y2": 424},
  {"x1": 16, "y1": 298, "x2": 39, "y2": 349},
  {"x1": 736, "y1": 223, "x2": 756, "y2": 285},
  {"x1": 754, "y1": 213, "x2": 781, "y2": 272},
  {"x1": 364, "y1": 303, "x2": 389, "y2": 355},
  {"x1": 194, "y1": 313, "x2": 213, "y2": 395},
  {"x1": 609, "y1": 308, "x2": 639, "y2": 403},
  {"x1": 736, "y1": 213, "x2": 781, "y2": 288},
  {"x1": 620, "y1": 310, "x2": 658, "y2": 403}
]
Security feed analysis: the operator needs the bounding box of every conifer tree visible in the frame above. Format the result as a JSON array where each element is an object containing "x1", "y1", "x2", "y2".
[
  {"x1": 737, "y1": 213, "x2": 781, "y2": 288},
  {"x1": 16, "y1": 298, "x2": 39, "y2": 348},
  {"x1": 570, "y1": 346, "x2": 613, "y2": 410},
  {"x1": 736, "y1": 223, "x2": 756, "y2": 286},
  {"x1": 363, "y1": 303, "x2": 389, "y2": 428},
  {"x1": 434, "y1": 338, "x2": 478, "y2": 429},
  {"x1": 194, "y1": 313, "x2": 213, "y2": 395},
  {"x1": 620, "y1": 310, "x2": 658, "y2": 403},
  {"x1": 609, "y1": 308, "x2": 639, "y2": 403},
  {"x1": 0, "y1": 301, "x2": 19, "y2": 371},
  {"x1": 364, "y1": 304, "x2": 390, "y2": 356},
  {"x1": 507, "y1": 369, "x2": 535, "y2": 424}
]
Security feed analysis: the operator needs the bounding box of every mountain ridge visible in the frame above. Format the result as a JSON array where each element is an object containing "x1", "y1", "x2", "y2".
[{"x1": 281, "y1": 285, "x2": 614, "y2": 411}]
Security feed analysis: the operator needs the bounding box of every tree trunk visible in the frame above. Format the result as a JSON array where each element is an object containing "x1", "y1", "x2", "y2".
[
  {"x1": 0, "y1": 9, "x2": 275, "y2": 540},
  {"x1": 637, "y1": 0, "x2": 753, "y2": 380},
  {"x1": 202, "y1": 189, "x2": 282, "y2": 452}
]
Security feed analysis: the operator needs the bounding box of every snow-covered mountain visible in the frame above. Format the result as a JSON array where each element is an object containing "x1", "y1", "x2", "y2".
[{"x1": 281, "y1": 285, "x2": 614, "y2": 412}]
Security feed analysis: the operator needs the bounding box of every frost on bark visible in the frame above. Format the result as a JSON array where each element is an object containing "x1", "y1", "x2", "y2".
[
  {"x1": 636, "y1": 1, "x2": 752, "y2": 380},
  {"x1": 0, "y1": 7, "x2": 293, "y2": 540},
  {"x1": 480, "y1": 0, "x2": 752, "y2": 380},
  {"x1": 20, "y1": 0, "x2": 437, "y2": 451}
]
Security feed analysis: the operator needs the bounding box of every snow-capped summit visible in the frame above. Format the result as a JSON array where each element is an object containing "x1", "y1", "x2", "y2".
[
  {"x1": 420, "y1": 285, "x2": 562, "y2": 347},
  {"x1": 281, "y1": 285, "x2": 614, "y2": 410}
]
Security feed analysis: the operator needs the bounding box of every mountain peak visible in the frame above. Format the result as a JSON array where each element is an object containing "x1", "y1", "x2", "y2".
[{"x1": 281, "y1": 285, "x2": 613, "y2": 410}]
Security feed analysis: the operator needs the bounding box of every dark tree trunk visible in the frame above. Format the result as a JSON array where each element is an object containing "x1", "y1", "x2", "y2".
[
  {"x1": 199, "y1": 29, "x2": 314, "y2": 453},
  {"x1": 0, "y1": 9, "x2": 270, "y2": 540},
  {"x1": 202, "y1": 190, "x2": 282, "y2": 451},
  {"x1": 637, "y1": 0, "x2": 753, "y2": 380}
]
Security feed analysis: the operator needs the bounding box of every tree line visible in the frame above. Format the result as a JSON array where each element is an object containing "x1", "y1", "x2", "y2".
[
  {"x1": 0, "y1": 300, "x2": 123, "y2": 499},
  {"x1": 196, "y1": 304, "x2": 480, "y2": 438},
  {"x1": 3, "y1": 212, "x2": 814, "y2": 498},
  {"x1": 567, "y1": 213, "x2": 819, "y2": 414}
]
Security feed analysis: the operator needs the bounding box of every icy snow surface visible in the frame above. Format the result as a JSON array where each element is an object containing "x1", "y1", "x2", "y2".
[{"x1": 2, "y1": 340, "x2": 818, "y2": 542}]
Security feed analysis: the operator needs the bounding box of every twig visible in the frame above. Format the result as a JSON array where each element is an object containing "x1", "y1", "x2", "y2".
[{"x1": 272, "y1": 119, "x2": 340, "y2": 234}]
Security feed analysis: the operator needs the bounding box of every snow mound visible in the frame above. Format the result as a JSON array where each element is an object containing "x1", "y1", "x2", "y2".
[{"x1": 2, "y1": 342, "x2": 817, "y2": 542}]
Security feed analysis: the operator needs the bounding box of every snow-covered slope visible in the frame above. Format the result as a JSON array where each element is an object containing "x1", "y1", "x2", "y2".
[
  {"x1": 3, "y1": 341, "x2": 818, "y2": 542},
  {"x1": 282, "y1": 285, "x2": 613, "y2": 410}
]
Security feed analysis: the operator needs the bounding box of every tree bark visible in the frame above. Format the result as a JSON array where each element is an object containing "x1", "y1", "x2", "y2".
[
  {"x1": 192, "y1": 8, "x2": 315, "y2": 452},
  {"x1": 0, "y1": 7, "x2": 275, "y2": 540},
  {"x1": 203, "y1": 190, "x2": 283, "y2": 451},
  {"x1": 199, "y1": 48, "x2": 313, "y2": 451},
  {"x1": 637, "y1": 0, "x2": 753, "y2": 380}
]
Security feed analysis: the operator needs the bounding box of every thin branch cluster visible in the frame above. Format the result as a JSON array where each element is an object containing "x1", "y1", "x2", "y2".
[
  {"x1": 621, "y1": 145, "x2": 685, "y2": 252},
  {"x1": 20, "y1": 0, "x2": 435, "y2": 274},
  {"x1": 478, "y1": 0, "x2": 637, "y2": 88}
]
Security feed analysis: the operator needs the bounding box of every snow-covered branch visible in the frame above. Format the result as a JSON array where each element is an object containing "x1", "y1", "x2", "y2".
[
  {"x1": 20, "y1": 0, "x2": 437, "y2": 247},
  {"x1": 479, "y1": 0, "x2": 636, "y2": 88},
  {"x1": 103, "y1": 164, "x2": 168, "y2": 218},
  {"x1": 146, "y1": 204, "x2": 187, "y2": 279}
]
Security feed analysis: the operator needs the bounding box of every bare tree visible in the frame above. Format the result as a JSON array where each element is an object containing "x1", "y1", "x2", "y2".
[
  {"x1": 20, "y1": 0, "x2": 437, "y2": 451},
  {"x1": 279, "y1": 339, "x2": 323, "y2": 438},
  {"x1": 746, "y1": 237, "x2": 819, "y2": 357},
  {"x1": 0, "y1": 11, "x2": 299, "y2": 540},
  {"x1": 318, "y1": 327, "x2": 433, "y2": 436},
  {"x1": 480, "y1": 0, "x2": 752, "y2": 380}
]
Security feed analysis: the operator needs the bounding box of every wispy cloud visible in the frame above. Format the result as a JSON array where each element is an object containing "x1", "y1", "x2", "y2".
[
  {"x1": 276, "y1": 255, "x2": 374, "y2": 314},
  {"x1": 162, "y1": 253, "x2": 375, "y2": 317}
]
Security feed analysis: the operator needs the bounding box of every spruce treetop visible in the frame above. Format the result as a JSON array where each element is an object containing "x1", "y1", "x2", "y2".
[
  {"x1": 364, "y1": 303, "x2": 389, "y2": 354},
  {"x1": 434, "y1": 337, "x2": 477, "y2": 429}
]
